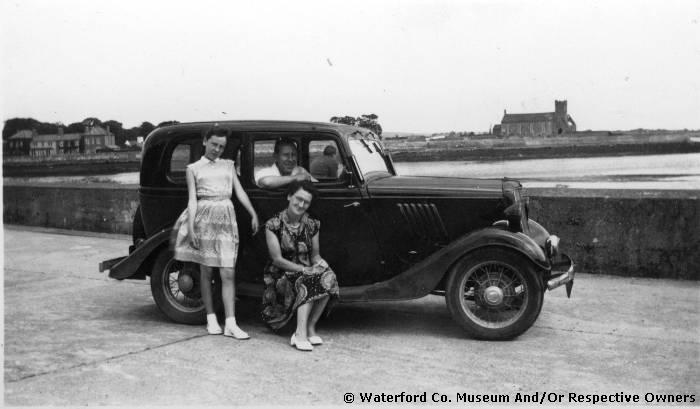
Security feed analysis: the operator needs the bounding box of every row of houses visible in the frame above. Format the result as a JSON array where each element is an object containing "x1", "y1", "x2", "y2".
[{"x1": 4, "y1": 124, "x2": 117, "y2": 157}]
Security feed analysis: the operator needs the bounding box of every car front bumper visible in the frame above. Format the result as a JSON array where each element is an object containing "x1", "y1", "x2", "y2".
[{"x1": 546, "y1": 253, "x2": 575, "y2": 297}]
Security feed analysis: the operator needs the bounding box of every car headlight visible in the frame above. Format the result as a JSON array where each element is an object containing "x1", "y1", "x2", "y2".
[{"x1": 545, "y1": 235, "x2": 560, "y2": 258}]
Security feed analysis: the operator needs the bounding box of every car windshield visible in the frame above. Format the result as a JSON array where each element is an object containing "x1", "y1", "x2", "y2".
[{"x1": 348, "y1": 138, "x2": 393, "y2": 178}]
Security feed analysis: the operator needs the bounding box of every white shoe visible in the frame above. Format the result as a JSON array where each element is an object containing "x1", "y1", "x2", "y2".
[
  {"x1": 207, "y1": 322, "x2": 223, "y2": 335},
  {"x1": 290, "y1": 334, "x2": 313, "y2": 351},
  {"x1": 223, "y1": 325, "x2": 250, "y2": 340},
  {"x1": 308, "y1": 335, "x2": 323, "y2": 345}
]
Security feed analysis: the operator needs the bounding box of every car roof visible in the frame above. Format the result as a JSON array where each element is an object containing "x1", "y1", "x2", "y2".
[{"x1": 148, "y1": 120, "x2": 379, "y2": 140}]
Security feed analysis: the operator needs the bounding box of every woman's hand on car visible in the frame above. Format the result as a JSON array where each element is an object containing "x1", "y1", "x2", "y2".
[{"x1": 251, "y1": 213, "x2": 260, "y2": 235}]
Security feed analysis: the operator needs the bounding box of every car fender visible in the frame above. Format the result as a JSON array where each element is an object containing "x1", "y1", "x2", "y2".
[
  {"x1": 108, "y1": 229, "x2": 172, "y2": 280},
  {"x1": 455, "y1": 226, "x2": 550, "y2": 270},
  {"x1": 340, "y1": 227, "x2": 550, "y2": 303},
  {"x1": 526, "y1": 219, "x2": 550, "y2": 248}
]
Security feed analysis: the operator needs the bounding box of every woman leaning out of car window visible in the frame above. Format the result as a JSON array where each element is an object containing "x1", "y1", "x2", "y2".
[
  {"x1": 171, "y1": 126, "x2": 259, "y2": 339},
  {"x1": 261, "y1": 180, "x2": 340, "y2": 351}
]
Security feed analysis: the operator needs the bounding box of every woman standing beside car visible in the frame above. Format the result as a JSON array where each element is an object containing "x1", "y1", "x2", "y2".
[{"x1": 171, "y1": 126, "x2": 259, "y2": 339}]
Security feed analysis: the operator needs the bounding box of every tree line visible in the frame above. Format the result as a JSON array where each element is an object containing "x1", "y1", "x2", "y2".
[
  {"x1": 2, "y1": 117, "x2": 180, "y2": 146},
  {"x1": 330, "y1": 113, "x2": 383, "y2": 138},
  {"x1": 4, "y1": 114, "x2": 384, "y2": 145}
]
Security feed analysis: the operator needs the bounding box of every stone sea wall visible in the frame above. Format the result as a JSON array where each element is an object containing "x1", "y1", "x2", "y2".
[{"x1": 3, "y1": 183, "x2": 698, "y2": 280}]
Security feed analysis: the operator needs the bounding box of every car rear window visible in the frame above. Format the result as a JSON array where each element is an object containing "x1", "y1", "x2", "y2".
[{"x1": 166, "y1": 133, "x2": 241, "y2": 185}]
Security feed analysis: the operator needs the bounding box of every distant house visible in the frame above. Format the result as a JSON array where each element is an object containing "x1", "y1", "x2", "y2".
[
  {"x1": 23, "y1": 124, "x2": 116, "y2": 157},
  {"x1": 124, "y1": 136, "x2": 144, "y2": 150},
  {"x1": 30, "y1": 129, "x2": 82, "y2": 157},
  {"x1": 82, "y1": 124, "x2": 116, "y2": 153},
  {"x1": 5, "y1": 130, "x2": 35, "y2": 156},
  {"x1": 497, "y1": 100, "x2": 576, "y2": 137}
]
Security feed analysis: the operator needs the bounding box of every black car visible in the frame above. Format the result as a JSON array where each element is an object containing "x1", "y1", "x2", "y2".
[{"x1": 100, "y1": 120, "x2": 574, "y2": 340}]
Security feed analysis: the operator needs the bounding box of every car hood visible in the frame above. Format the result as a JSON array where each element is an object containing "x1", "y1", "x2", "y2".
[{"x1": 366, "y1": 175, "x2": 511, "y2": 199}]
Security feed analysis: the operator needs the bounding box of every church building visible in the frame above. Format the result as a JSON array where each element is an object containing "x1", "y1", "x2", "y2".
[{"x1": 496, "y1": 100, "x2": 576, "y2": 137}]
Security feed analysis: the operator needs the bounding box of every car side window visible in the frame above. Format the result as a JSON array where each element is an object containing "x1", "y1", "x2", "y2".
[
  {"x1": 221, "y1": 134, "x2": 243, "y2": 175},
  {"x1": 250, "y1": 134, "x2": 345, "y2": 187},
  {"x1": 252, "y1": 138, "x2": 301, "y2": 186},
  {"x1": 168, "y1": 143, "x2": 196, "y2": 184},
  {"x1": 253, "y1": 139, "x2": 279, "y2": 179},
  {"x1": 167, "y1": 134, "x2": 241, "y2": 185},
  {"x1": 308, "y1": 139, "x2": 344, "y2": 182}
]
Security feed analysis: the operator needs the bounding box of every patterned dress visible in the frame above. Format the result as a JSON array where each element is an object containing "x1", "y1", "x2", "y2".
[
  {"x1": 261, "y1": 211, "x2": 339, "y2": 330},
  {"x1": 171, "y1": 157, "x2": 239, "y2": 268}
]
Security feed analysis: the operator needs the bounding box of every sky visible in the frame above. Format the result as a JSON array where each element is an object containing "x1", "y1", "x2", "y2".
[{"x1": 1, "y1": 0, "x2": 699, "y2": 133}]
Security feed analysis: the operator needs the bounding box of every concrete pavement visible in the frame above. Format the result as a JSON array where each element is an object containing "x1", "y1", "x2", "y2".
[{"x1": 3, "y1": 225, "x2": 699, "y2": 405}]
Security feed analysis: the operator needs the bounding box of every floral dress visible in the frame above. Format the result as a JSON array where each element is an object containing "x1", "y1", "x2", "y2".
[
  {"x1": 171, "y1": 157, "x2": 239, "y2": 268},
  {"x1": 261, "y1": 211, "x2": 339, "y2": 330}
]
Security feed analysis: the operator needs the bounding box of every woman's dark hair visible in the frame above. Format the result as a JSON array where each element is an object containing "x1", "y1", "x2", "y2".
[
  {"x1": 205, "y1": 126, "x2": 228, "y2": 140},
  {"x1": 286, "y1": 180, "x2": 318, "y2": 202}
]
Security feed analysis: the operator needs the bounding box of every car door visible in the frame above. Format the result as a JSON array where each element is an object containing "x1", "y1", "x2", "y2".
[{"x1": 235, "y1": 131, "x2": 385, "y2": 287}]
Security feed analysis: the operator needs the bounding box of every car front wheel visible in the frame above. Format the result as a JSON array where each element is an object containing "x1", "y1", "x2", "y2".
[
  {"x1": 445, "y1": 248, "x2": 544, "y2": 340},
  {"x1": 150, "y1": 248, "x2": 221, "y2": 325}
]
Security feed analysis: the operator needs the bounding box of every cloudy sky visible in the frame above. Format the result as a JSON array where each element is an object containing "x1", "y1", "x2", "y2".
[{"x1": 1, "y1": 0, "x2": 699, "y2": 133}]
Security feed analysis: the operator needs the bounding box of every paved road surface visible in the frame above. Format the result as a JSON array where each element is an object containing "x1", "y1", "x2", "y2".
[{"x1": 4, "y1": 226, "x2": 699, "y2": 405}]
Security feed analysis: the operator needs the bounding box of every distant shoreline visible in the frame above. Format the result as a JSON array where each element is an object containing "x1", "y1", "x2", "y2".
[
  {"x1": 390, "y1": 141, "x2": 700, "y2": 162},
  {"x1": 4, "y1": 140, "x2": 700, "y2": 177}
]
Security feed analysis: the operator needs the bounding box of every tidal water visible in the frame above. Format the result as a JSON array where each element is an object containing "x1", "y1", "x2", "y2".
[
  {"x1": 6, "y1": 153, "x2": 700, "y2": 190},
  {"x1": 395, "y1": 153, "x2": 700, "y2": 190}
]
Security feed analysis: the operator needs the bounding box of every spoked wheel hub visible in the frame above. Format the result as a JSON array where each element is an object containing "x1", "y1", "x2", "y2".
[
  {"x1": 460, "y1": 262, "x2": 528, "y2": 329},
  {"x1": 177, "y1": 270, "x2": 195, "y2": 293},
  {"x1": 162, "y1": 260, "x2": 203, "y2": 309},
  {"x1": 482, "y1": 285, "x2": 505, "y2": 306}
]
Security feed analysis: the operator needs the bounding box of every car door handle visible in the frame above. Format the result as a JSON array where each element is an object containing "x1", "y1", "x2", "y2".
[{"x1": 344, "y1": 202, "x2": 360, "y2": 208}]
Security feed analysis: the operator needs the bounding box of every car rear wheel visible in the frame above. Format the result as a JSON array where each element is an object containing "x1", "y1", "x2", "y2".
[
  {"x1": 150, "y1": 248, "x2": 221, "y2": 325},
  {"x1": 445, "y1": 247, "x2": 544, "y2": 340}
]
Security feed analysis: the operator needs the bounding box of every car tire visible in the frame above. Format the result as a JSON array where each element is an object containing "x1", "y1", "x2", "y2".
[
  {"x1": 445, "y1": 247, "x2": 544, "y2": 340},
  {"x1": 150, "y1": 248, "x2": 222, "y2": 325}
]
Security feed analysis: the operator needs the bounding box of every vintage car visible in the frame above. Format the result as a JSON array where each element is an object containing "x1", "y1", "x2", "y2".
[{"x1": 100, "y1": 120, "x2": 574, "y2": 340}]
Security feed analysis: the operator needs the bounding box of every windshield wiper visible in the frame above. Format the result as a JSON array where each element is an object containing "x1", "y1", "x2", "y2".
[{"x1": 360, "y1": 139, "x2": 373, "y2": 153}]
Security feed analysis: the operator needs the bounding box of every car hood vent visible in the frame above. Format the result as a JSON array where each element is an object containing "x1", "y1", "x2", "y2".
[{"x1": 397, "y1": 202, "x2": 448, "y2": 244}]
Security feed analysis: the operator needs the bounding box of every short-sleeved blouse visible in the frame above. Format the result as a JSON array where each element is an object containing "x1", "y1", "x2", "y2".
[
  {"x1": 265, "y1": 211, "x2": 320, "y2": 266},
  {"x1": 187, "y1": 157, "x2": 235, "y2": 198}
]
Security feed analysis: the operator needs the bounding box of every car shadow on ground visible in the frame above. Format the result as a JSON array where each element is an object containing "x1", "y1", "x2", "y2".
[
  {"x1": 234, "y1": 295, "x2": 469, "y2": 340},
  {"x1": 117, "y1": 294, "x2": 470, "y2": 340}
]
